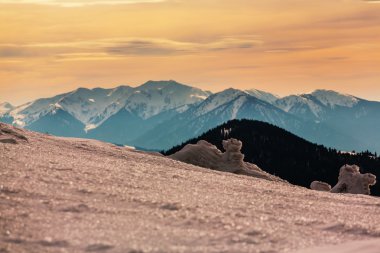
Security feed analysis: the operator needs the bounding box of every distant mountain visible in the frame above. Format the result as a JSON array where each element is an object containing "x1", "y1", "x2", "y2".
[
  {"x1": 86, "y1": 81, "x2": 211, "y2": 144},
  {"x1": 244, "y1": 89, "x2": 279, "y2": 104},
  {"x1": 0, "y1": 102, "x2": 14, "y2": 124},
  {"x1": 2, "y1": 82, "x2": 380, "y2": 153},
  {"x1": 276, "y1": 90, "x2": 380, "y2": 152},
  {"x1": 130, "y1": 88, "x2": 360, "y2": 151},
  {"x1": 131, "y1": 88, "x2": 305, "y2": 150},
  {"x1": 163, "y1": 119, "x2": 380, "y2": 196},
  {"x1": 1, "y1": 80, "x2": 211, "y2": 141},
  {"x1": 27, "y1": 106, "x2": 86, "y2": 138},
  {"x1": 0, "y1": 102, "x2": 14, "y2": 115},
  {"x1": 87, "y1": 106, "x2": 184, "y2": 144}
]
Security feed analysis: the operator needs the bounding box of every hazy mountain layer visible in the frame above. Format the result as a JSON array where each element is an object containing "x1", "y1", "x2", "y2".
[{"x1": 2, "y1": 81, "x2": 380, "y2": 153}]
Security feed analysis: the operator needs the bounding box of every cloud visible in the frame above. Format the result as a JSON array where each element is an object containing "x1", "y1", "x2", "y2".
[
  {"x1": 106, "y1": 37, "x2": 262, "y2": 56},
  {"x1": 0, "y1": 0, "x2": 165, "y2": 7},
  {"x1": 0, "y1": 37, "x2": 262, "y2": 60}
]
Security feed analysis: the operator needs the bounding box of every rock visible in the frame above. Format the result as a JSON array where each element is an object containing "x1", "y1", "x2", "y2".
[
  {"x1": 170, "y1": 138, "x2": 282, "y2": 182},
  {"x1": 221, "y1": 138, "x2": 245, "y2": 171},
  {"x1": 310, "y1": 181, "x2": 332, "y2": 192},
  {"x1": 0, "y1": 123, "x2": 28, "y2": 144},
  {"x1": 330, "y1": 165, "x2": 376, "y2": 195},
  {"x1": 0, "y1": 138, "x2": 18, "y2": 144},
  {"x1": 310, "y1": 165, "x2": 376, "y2": 195}
]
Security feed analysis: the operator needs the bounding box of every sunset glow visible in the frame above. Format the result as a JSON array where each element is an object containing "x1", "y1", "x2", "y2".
[{"x1": 1, "y1": 0, "x2": 380, "y2": 104}]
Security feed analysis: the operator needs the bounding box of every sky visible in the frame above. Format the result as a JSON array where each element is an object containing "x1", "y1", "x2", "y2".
[{"x1": 0, "y1": 0, "x2": 380, "y2": 105}]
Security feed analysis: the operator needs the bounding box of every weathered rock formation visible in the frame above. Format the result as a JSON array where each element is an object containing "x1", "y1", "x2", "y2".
[
  {"x1": 310, "y1": 181, "x2": 332, "y2": 192},
  {"x1": 0, "y1": 123, "x2": 28, "y2": 144},
  {"x1": 311, "y1": 164, "x2": 376, "y2": 195},
  {"x1": 169, "y1": 138, "x2": 282, "y2": 182}
]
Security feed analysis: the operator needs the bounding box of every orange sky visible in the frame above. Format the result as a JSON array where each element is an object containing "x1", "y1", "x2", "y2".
[{"x1": 1, "y1": 0, "x2": 380, "y2": 105}]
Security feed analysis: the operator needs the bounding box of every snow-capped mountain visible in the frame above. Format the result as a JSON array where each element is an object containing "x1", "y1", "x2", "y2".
[
  {"x1": 58, "y1": 86, "x2": 134, "y2": 130},
  {"x1": 244, "y1": 89, "x2": 280, "y2": 104},
  {"x1": 122, "y1": 80, "x2": 211, "y2": 119},
  {"x1": 5, "y1": 86, "x2": 132, "y2": 129},
  {"x1": 8, "y1": 93, "x2": 69, "y2": 127},
  {"x1": 310, "y1": 89, "x2": 358, "y2": 108},
  {"x1": 275, "y1": 89, "x2": 380, "y2": 152},
  {"x1": 1, "y1": 83, "x2": 380, "y2": 153},
  {"x1": 85, "y1": 81, "x2": 211, "y2": 143},
  {"x1": 132, "y1": 88, "x2": 380, "y2": 152},
  {"x1": 276, "y1": 90, "x2": 361, "y2": 121},
  {"x1": 131, "y1": 89, "x2": 309, "y2": 150},
  {"x1": 275, "y1": 95, "x2": 325, "y2": 121},
  {"x1": 3, "y1": 80, "x2": 210, "y2": 130},
  {"x1": 27, "y1": 108, "x2": 86, "y2": 138}
]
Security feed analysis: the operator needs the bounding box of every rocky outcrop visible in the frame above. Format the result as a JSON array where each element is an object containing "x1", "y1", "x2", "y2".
[
  {"x1": 0, "y1": 123, "x2": 28, "y2": 144},
  {"x1": 311, "y1": 164, "x2": 377, "y2": 195},
  {"x1": 169, "y1": 138, "x2": 282, "y2": 182},
  {"x1": 310, "y1": 181, "x2": 332, "y2": 192}
]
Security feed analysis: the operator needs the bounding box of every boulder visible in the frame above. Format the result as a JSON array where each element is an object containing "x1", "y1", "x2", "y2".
[
  {"x1": 311, "y1": 164, "x2": 376, "y2": 195},
  {"x1": 310, "y1": 181, "x2": 332, "y2": 192},
  {"x1": 170, "y1": 138, "x2": 282, "y2": 182},
  {"x1": 330, "y1": 165, "x2": 376, "y2": 195}
]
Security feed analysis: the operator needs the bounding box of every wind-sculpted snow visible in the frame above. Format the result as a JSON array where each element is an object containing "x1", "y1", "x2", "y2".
[
  {"x1": 170, "y1": 138, "x2": 282, "y2": 182},
  {"x1": 311, "y1": 165, "x2": 377, "y2": 195},
  {"x1": 1, "y1": 124, "x2": 380, "y2": 253}
]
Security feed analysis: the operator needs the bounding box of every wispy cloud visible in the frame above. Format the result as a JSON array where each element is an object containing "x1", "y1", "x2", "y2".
[
  {"x1": 0, "y1": 37, "x2": 262, "y2": 60},
  {"x1": 0, "y1": 0, "x2": 164, "y2": 7}
]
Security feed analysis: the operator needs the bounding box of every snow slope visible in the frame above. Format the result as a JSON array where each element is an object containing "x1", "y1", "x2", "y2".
[{"x1": 1, "y1": 123, "x2": 380, "y2": 253}]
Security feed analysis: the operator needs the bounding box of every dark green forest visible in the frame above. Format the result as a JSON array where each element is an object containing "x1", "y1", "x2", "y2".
[{"x1": 163, "y1": 119, "x2": 380, "y2": 196}]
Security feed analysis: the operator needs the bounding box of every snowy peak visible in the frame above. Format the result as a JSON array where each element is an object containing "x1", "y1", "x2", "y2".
[
  {"x1": 310, "y1": 89, "x2": 359, "y2": 108},
  {"x1": 9, "y1": 93, "x2": 69, "y2": 127},
  {"x1": 139, "y1": 80, "x2": 186, "y2": 90},
  {"x1": 244, "y1": 89, "x2": 280, "y2": 104},
  {"x1": 58, "y1": 85, "x2": 134, "y2": 128},
  {"x1": 275, "y1": 95, "x2": 324, "y2": 118},
  {"x1": 3, "y1": 80, "x2": 212, "y2": 129},
  {"x1": 0, "y1": 102, "x2": 14, "y2": 114},
  {"x1": 275, "y1": 89, "x2": 361, "y2": 120},
  {"x1": 124, "y1": 80, "x2": 211, "y2": 119},
  {"x1": 192, "y1": 88, "x2": 249, "y2": 117}
]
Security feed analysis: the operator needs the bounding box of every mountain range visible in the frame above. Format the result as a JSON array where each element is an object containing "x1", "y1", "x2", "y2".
[{"x1": 1, "y1": 80, "x2": 380, "y2": 153}]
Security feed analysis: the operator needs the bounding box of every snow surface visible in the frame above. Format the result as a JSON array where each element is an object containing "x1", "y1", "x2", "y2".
[
  {"x1": 292, "y1": 239, "x2": 380, "y2": 253},
  {"x1": 1, "y1": 124, "x2": 380, "y2": 253}
]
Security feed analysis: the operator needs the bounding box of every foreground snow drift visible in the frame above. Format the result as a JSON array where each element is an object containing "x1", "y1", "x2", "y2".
[{"x1": 1, "y1": 123, "x2": 380, "y2": 253}]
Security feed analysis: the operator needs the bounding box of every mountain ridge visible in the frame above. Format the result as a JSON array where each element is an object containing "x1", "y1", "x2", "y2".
[{"x1": 2, "y1": 81, "x2": 380, "y2": 153}]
